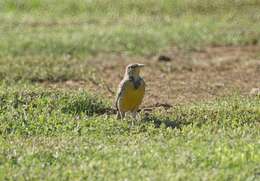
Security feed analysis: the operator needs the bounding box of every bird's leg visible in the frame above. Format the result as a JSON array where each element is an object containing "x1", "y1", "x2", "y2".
[
  {"x1": 116, "y1": 111, "x2": 120, "y2": 120},
  {"x1": 117, "y1": 111, "x2": 125, "y2": 120},
  {"x1": 131, "y1": 112, "x2": 137, "y2": 126},
  {"x1": 130, "y1": 110, "x2": 140, "y2": 126},
  {"x1": 132, "y1": 107, "x2": 141, "y2": 120},
  {"x1": 121, "y1": 112, "x2": 125, "y2": 119},
  {"x1": 131, "y1": 111, "x2": 137, "y2": 120}
]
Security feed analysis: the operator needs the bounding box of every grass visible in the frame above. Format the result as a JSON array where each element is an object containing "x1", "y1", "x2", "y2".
[
  {"x1": 0, "y1": 0, "x2": 260, "y2": 180},
  {"x1": 0, "y1": 84, "x2": 259, "y2": 180},
  {"x1": 0, "y1": 0, "x2": 260, "y2": 57}
]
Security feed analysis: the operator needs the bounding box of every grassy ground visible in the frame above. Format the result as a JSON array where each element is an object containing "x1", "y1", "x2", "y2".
[
  {"x1": 1, "y1": 0, "x2": 260, "y2": 57},
  {"x1": 0, "y1": 0, "x2": 260, "y2": 180},
  {"x1": 0, "y1": 84, "x2": 259, "y2": 180}
]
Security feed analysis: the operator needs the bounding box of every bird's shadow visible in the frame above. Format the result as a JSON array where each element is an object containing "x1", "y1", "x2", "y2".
[{"x1": 139, "y1": 113, "x2": 191, "y2": 129}]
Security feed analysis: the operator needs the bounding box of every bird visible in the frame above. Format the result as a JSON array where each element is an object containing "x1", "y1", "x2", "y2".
[{"x1": 115, "y1": 63, "x2": 145, "y2": 120}]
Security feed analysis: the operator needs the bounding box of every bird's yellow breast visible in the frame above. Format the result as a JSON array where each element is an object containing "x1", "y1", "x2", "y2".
[{"x1": 120, "y1": 81, "x2": 145, "y2": 112}]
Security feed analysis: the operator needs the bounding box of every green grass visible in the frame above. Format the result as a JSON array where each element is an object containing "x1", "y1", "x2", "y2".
[
  {"x1": 1, "y1": 0, "x2": 260, "y2": 83},
  {"x1": 0, "y1": 56, "x2": 91, "y2": 82},
  {"x1": 0, "y1": 0, "x2": 260, "y2": 57},
  {"x1": 0, "y1": 84, "x2": 259, "y2": 180}
]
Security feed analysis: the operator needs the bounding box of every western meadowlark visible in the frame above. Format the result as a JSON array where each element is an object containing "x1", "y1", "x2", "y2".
[{"x1": 115, "y1": 63, "x2": 145, "y2": 119}]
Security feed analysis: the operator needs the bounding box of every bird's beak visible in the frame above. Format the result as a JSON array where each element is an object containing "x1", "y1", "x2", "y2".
[{"x1": 137, "y1": 64, "x2": 145, "y2": 67}]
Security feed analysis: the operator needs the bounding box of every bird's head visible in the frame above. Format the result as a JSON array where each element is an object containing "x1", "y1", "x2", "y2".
[{"x1": 125, "y1": 63, "x2": 145, "y2": 78}]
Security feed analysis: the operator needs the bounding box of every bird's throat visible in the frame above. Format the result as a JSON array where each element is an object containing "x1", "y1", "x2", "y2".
[{"x1": 130, "y1": 76, "x2": 141, "y2": 89}]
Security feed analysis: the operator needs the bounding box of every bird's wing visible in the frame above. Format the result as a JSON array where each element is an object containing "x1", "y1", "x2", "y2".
[
  {"x1": 140, "y1": 77, "x2": 146, "y2": 88},
  {"x1": 115, "y1": 79, "x2": 130, "y2": 111},
  {"x1": 139, "y1": 77, "x2": 146, "y2": 100}
]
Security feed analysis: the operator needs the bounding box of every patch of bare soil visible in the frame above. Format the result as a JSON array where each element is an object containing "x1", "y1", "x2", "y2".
[{"x1": 42, "y1": 45, "x2": 260, "y2": 108}]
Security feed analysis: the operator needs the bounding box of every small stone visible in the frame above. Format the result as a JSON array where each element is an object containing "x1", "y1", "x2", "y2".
[
  {"x1": 214, "y1": 82, "x2": 225, "y2": 88},
  {"x1": 158, "y1": 55, "x2": 171, "y2": 62},
  {"x1": 250, "y1": 88, "x2": 260, "y2": 96},
  {"x1": 252, "y1": 39, "x2": 258, "y2": 45}
]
